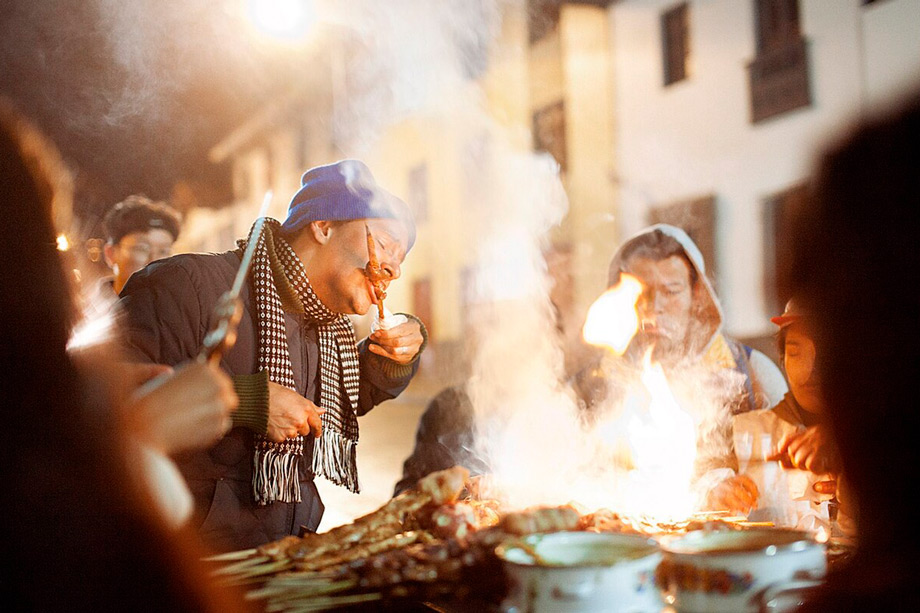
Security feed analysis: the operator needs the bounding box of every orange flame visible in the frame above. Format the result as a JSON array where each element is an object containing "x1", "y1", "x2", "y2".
[
  {"x1": 620, "y1": 349, "x2": 698, "y2": 519},
  {"x1": 582, "y1": 273, "x2": 642, "y2": 355},
  {"x1": 582, "y1": 274, "x2": 699, "y2": 522}
]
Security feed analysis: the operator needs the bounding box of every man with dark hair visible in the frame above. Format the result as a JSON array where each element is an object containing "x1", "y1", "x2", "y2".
[
  {"x1": 703, "y1": 298, "x2": 845, "y2": 530},
  {"x1": 395, "y1": 224, "x2": 785, "y2": 497},
  {"x1": 120, "y1": 159, "x2": 427, "y2": 551},
  {"x1": 607, "y1": 224, "x2": 786, "y2": 414},
  {"x1": 101, "y1": 194, "x2": 182, "y2": 296}
]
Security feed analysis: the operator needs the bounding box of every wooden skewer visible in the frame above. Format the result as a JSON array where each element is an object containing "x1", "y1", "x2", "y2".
[{"x1": 365, "y1": 223, "x2": 385, "y2": 319}]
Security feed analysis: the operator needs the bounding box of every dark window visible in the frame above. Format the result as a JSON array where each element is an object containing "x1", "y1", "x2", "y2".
[
  {"x1": 754, "y1": 0, "x2": 800, "y2": 52},
  {"x1": 528, "y1": 0, "x2": 560, "y2": 44},
  {"x1": 662, "y1": 3, "x2": 690, "y2": 86},
  {"x1": 648, "y1": 195, "x2": 718, "y2": 287},
  {"x1": 762, "y1": 183, "x2": 807, "y2": 318},
  {"x1": 532, "y1": 101, "x2": 567, "y2": 173},
  {"x1": 748, "y1": 0, "x2": 811, "y2": 123},
  {"x1": 407, "y1": 163, "x2": 429, "y2": 224}
]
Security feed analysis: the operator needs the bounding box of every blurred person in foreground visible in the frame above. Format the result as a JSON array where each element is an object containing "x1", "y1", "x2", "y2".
[
  {"x1": 704, "y1": 299, "x2": 852, "y2": 533},
  {"x1": 785, "y1": 91, "x2": 920, "y2": 610},
  {"x1": 0, "y1": 100, "x2": 247, "y2": 610},
  {"x1": 120, "y1": 159, "x2": 427, "y2": 552},
  {"x1": 396, "y1": 225, "x2": 787, "y2": 495}
]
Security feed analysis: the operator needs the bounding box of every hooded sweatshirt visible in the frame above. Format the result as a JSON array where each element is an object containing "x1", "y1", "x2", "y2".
[{"x1": 607, "y1": 224, "x2": 787, "y2": 414}]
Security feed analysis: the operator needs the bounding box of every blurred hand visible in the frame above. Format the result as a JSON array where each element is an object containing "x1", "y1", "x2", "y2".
[
  {"x1": 130, "y1": 362, "x2": 237, "y2": 454},
  {"x1": 368, "y1": 319, "x2": 424, "y2": 365},
  {"x1": 706, "y1": 475, "x2": 759, "y2": 515},
  {"x1": 813, "y1": 479, "x2": 837, "y2": 496},
  {"x1": 768, "y1": 425, "x2": 840, "y2": 474},
  {"x1": 266, "y1": 381, "x2": 324, "y2": 443},
  {"x1": 123, "y1": 362, "x2": 173, "y2": 388}
]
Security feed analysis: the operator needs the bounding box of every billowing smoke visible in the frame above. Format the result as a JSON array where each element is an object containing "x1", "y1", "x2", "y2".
[{"x1": 321, "y1": 0, "x2": 753, "y2": 518}]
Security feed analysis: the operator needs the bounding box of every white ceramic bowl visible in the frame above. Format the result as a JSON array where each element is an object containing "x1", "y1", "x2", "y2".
[
  {"x1": 657, "y1": 528, "x2": 826, "y2": 613},
  {"x1": 495, "y1": 531, "x2": 663, "y2": 613}
]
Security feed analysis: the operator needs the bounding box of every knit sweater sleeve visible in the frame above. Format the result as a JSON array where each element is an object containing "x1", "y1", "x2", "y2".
[{"x1": 230, "y1": 370, "x2": 269, "y2": 435}]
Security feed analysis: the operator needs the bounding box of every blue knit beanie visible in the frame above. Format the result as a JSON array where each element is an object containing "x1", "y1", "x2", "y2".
[{"x1": 282, "y1": 159, "x2": 416, "y2": 249}]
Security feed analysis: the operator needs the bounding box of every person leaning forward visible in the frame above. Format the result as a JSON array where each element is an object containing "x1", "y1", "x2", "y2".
[{"x1": 119, "y1": 160, "x2": 427, "y2": 552}]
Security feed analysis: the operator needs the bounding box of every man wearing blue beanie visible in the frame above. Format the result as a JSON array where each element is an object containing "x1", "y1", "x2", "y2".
[{"x1": 119, "y1": 159, "x2": 427, "y2": 552}]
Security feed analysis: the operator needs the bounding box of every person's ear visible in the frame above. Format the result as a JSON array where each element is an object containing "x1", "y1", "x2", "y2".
[
  {"x1": 309, "y1": 220, "x2": 334, "y2": 245},
  {"x1": 103, "y1": 242, "x2": 117, "y2": 269}
]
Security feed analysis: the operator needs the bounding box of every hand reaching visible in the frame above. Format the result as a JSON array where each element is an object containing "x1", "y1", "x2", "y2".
[
  {"x1": 130, "y1": 361, "x2": 238, "y2": 455},
  {"x1": 768, "y1": 425, "x2": 841, "y2": 474},
  {"x1": 706, "y1": 474, "x2": 759, "y2": 515}
]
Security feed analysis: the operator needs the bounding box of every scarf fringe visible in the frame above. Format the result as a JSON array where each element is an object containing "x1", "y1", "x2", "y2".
[
  {"x1": 312, "y1": 429, "x2": 360, "y2": 494},
  {"x1": 252, "y1": 442, "x2": 303, "y2": 505}
]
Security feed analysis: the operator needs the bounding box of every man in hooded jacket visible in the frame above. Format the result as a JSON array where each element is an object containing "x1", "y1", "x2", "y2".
[
  {"x1": 605, "y1": 224, "x2": 786, "y2": 415},
  {"x1": 395, "y1": 224, "x2": 786, "y2": 496}
]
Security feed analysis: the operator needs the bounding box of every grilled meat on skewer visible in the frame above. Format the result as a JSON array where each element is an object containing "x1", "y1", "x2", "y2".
[{"x1": 364, "y1": 223, "x2": 389, "y2": 319}]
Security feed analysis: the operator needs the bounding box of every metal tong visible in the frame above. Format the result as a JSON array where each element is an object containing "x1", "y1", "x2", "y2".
[{"x1": 199, "y1": 191, "x2": 273, "y2": 364}]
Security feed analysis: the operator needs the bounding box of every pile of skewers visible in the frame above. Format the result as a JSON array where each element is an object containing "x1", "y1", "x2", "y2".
[
  {"x1": 207, "y1": 467, "x2": 581, "y2": 611},
  {"x1": 208, "y1": 466, "x2": 794, "y2": 611}
]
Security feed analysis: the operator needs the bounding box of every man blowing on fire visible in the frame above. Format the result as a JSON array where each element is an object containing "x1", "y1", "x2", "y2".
[
  {"x1": 605, "y1": 225, "x2": 788, "y2": 506},
  {"x1": 120, "y1": 160, "x2": 427, "y2": 552},
  {"x1": 396, "y1": 224, "x2": 787, "y2": 496},
  {"x1": 606, "y1": 224, "x2": 787, "y2": 414}
]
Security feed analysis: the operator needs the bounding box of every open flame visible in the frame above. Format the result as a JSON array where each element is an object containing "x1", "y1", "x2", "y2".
[
  {"x1": 581, "y1": 274, "x2": 699, "y2": 522},
  {"x1": 582, "y1": 273, "x2": 642, "y2": 355}
]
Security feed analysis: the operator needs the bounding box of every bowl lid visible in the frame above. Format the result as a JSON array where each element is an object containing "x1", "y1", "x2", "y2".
[
  {"x1": 660, "y1": 528, "x2": 822, "y2": 557},
  {"x1": 496, "y1": 531, "x2": 660, "y2": 569}
]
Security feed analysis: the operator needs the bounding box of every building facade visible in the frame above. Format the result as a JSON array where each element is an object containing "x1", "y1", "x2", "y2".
[
  {"x1": 609, "y1": 0, "x2": 920, "y2": 351},
  {"x1": 178, "y1": 0, "x2": 920, "y2": 373}
]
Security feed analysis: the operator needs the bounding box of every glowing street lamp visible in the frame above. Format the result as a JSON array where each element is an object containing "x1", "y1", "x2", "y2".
[{"x1": 245, "y1": 0, "x2": 316, "y2": 41}]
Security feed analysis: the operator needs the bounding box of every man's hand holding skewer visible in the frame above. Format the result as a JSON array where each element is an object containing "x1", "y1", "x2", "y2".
[
  {"x1": 768, "y1": 425, "x2": 841, "y2": 475},
  {"x1": 363, "y1": 222, "x2": 424, "y2": 364},
  {"x1": 368, "y1": 319, "x2": 424, "y2": 365}
]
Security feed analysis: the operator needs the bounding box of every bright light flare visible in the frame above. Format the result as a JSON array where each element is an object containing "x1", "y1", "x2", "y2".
[
  {"x1": 246, "y1": 0, "x2": 316, "y2": 41},
  {"x1": 582, "y1": 273, "x2": 643, "y2": 355},
  {"x1": 56, "y1": 233, "x2": 70, "y2": 251},
  {"x1": 815, "y1": 525, "x2": 829, "y2": 543},
  {"x1": 68, "y1": 310, "x2": 116, "y2": 352},
  {"x1": 623, "y1": 350, "x2": 698, "y2": 520}
]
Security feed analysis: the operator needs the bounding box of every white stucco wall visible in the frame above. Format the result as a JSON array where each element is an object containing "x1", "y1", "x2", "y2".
[{"x1": 610, "y1": 0, "x2": 920, "y2": 337}]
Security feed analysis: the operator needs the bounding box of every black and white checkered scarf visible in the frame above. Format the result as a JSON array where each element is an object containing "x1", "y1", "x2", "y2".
[{"x1": 241, "y1": 219, "x2": 361, "y2": 505}]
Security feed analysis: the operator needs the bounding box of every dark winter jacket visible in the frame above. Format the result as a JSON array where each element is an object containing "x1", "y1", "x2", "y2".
[{"x1": 120, "y1": 250, "x2": 418, "y2": 552}]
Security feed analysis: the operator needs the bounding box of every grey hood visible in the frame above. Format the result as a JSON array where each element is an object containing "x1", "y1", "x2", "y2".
[{"x1": 607, "y1": 224, "x2": 724, "y2": 351}]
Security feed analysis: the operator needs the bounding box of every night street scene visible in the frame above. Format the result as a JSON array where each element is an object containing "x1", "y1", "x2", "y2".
[{"x1": 3, "y1": 1, "x2": 920, "y2": 611}]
